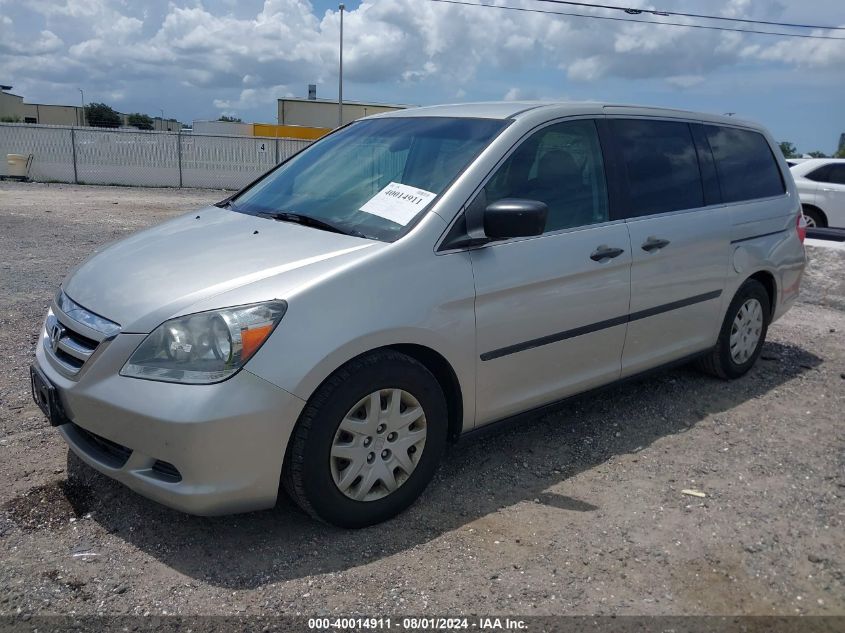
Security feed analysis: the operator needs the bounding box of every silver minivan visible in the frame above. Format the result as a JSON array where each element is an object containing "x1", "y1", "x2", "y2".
[{"x1": 31, "y1": 102, "x2": 806, "y2": 527}]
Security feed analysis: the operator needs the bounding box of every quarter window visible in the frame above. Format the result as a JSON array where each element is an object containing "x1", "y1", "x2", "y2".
[
  {"x1": 482, "y1": 119, "x2": 609, "y2": 232},
  {"x1": 612, "y1": 119, "x2": 705, "y2": 217},
  {"x1": 704, "y1": 125, "x2": 785, "y2": 203},
  {"x1": 825, "y1": 164, "x2": 845, "y2": 185},
  {"x1": 805, "y1": 165, "x2": 831, "y2": 183}
]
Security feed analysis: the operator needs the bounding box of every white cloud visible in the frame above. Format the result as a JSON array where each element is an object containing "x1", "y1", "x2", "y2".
[
  {"x1": 751, "y1": 31, "x2": 845, "y2": 67},
  {"x1": 503, "y1": 87, "x2": 538, "y2": 101},
  {"x1": 665, "y1": 75, "x2": 706, "y2": 89},
  {"x1": 213, "y1": 84, "x2": 292, "y2": 110},
  {"x1": 2, "y1": 0, "x2": 843, "y2": 121}
]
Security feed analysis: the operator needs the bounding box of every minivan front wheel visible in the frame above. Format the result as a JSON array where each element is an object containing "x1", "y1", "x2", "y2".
[
  {"x1": 282, "y1": 350, "x2": 448, "y2": 528},
  {"x1": 696, "y1": 279, "x2": 771, "y2": 379}
]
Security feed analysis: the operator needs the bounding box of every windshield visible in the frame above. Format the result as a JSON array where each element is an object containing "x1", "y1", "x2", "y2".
[{"x1": 231, "y1": 116, "x2": 508, "y2": 241}]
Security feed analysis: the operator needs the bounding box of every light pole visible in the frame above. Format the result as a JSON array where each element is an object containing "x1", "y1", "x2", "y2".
[
  {"x1": 160, "y1": 108, "x2": 165, "y2": 131},
  {"x1": 79, "y1": 89, "x2": 85, "y2": 126},
  {"x1": 338, "y1": 3, "x2": 345, "y2": 128}
]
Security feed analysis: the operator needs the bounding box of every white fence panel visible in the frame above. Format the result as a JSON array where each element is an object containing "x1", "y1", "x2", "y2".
[
  {"x1": 75, "y1": 128, "x2": 180, "y2": 187},
  {"x1": 0, "y1": 123, "x2": 313, "y2": 190},
  {"x1": 183, "y1": 135, "x2": 279, "y2": 189},
  {"x1": 0, "y1": 124, "x2": 76, "y2": 183}
]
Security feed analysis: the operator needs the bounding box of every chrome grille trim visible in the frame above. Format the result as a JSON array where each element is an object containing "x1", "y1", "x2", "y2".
[
  {"x1": 43, "y1": 291, "x2": 121, "y2": 377},
  {"x1": 55, "y1": 291, "x2": 121, "y2": 338},
  {"x1": 56, "y1": 335, "x2": 94, "y2": 362}
]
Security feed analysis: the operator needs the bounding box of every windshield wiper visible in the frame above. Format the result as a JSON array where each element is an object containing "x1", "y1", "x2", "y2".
[
  {"x1": 257, "y1": 211, "x2": 369, "y2": 239},
  {"x1": 216, "y1": 198, "x2": 237, "y2": 210}
]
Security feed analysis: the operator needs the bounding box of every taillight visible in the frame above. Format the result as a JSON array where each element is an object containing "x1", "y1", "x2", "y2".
[{"x1": 796, "y1": 212, "x2": 807, "y2": 243}]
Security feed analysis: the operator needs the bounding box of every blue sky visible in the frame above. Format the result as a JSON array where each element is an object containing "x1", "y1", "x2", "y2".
[{"x1": 1, "y1": 0, "x2": 843, "y2": 153}]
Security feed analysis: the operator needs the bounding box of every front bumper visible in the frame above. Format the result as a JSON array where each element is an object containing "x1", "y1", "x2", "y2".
[{"x1": 35, "y1": 330, "x2": 306, "y2": 516}]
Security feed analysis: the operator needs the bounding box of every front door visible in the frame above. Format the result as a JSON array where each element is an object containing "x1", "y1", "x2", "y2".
[{"x1": 469, "y1": 118, "x2": 632, "y2": 425}]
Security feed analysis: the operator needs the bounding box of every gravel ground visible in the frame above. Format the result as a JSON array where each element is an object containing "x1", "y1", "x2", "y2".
[{"x1": 0, "y1": 181, "x2": 843, "y2": 618}]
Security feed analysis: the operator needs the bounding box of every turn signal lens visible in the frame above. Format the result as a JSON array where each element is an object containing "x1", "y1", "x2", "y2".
[
  {"x1": 797, "y1": 212, "x2": 807, "y2": 244},
  {"x1": 241, "y1": 323, "x2": 275, "y2": 360}
]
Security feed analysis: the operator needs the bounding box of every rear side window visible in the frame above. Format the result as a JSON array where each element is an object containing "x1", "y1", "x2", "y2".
[
  {"x1": 805, "y1": 165, "x2": 832, "y2": 182},
  {"x1": 829, "y1": 165, "x2": 845, "y2": 185},
  {"x1": 809, "y1": 163, "x2": 845, "y2": 185},
  {"x1": 611, "y1": 119, "x2": 704, "y2": 217},
  {"x1": 704, "y1": 125, "x2": 785, "y2": 203}
]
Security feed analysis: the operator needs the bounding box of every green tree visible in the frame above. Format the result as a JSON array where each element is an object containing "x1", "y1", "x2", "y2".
[
  {"x1": 0, "y1": 115, "x2": 22, "y2": 123},
  {"x1": 807, "y1": 151, "x2": 828, "y2": 158},
  {"x1": 127, "y1": 113, "x2": 154, "y2": 130},
  {"x1": 85, "y1": 102, "x2": 121, "y2": 128},
  {"x1": 778, "y1": 141, "x2": 798, "y2": 159},
  {"x1": 218, "y1": 115, "x2": 243, "y2": 123},
  {"x1": 836, "y1": 148, "x2": 845, "y2": 159}
]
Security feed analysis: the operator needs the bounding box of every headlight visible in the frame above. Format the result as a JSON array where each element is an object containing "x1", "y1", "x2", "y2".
[{"x1": 120, "y1": 301, "x2": 287, "y2": 384}]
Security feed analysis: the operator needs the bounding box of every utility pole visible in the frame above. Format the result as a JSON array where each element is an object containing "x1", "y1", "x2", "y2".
[
  {"x1": 79, "y1": 89, "x2": 85, "y2": 126},
  {"x1": 338, "y1": 3, "x2": 345, "y2": 128}
]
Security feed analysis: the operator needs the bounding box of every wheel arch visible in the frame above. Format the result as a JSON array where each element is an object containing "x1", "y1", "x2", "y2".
[
  {"x1": 801, "y1": 203, "x2": 828, "y2": 227},
  {"x1": 386, "y1": 343, "x2": 464, "y2": 443},
  {"x1": 746, "y1": 270, "x2": 777, "y2": 319},
  {"x1": 291, "y1": 341, "x2": 466, "y2": 445}
]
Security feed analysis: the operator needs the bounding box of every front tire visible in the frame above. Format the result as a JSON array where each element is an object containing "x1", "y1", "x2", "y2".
[
  {"x1": 282, "y1": 350, "x2": 448, "y2": 528},
  {"x1": 696, "y1": 279, "x2": 770, "y2": 379}
]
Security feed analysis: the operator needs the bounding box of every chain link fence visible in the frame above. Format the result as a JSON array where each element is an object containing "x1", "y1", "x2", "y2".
[{"x1": 0, "y1": 123, "x2": 313, "y2": 190}]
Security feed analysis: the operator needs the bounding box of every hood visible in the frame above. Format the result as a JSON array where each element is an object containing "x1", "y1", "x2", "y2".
[{"x1": 63, "y1": 206, "x2": 379, "y2": 332}]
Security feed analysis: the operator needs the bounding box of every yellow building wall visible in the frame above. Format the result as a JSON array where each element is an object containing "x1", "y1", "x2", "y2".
[{"x1": 253, "y1": 123, "x2": 330, "y2": 140}]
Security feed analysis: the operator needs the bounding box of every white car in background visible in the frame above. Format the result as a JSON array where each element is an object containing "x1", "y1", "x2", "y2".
[{"x1": 790, "y1": 159, "x2": 845, "y2": 228}]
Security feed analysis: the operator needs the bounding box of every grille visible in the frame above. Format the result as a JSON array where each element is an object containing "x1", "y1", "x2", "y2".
[
  {"x1": 44, "y1": 291, "x2": 120, "y2": 376},
  {"x1": 51, "y1": 325, "x2": 98, "y2": 370},
  {"x1": 69, "y1": 423, "x2": 132, "y2": 469}
]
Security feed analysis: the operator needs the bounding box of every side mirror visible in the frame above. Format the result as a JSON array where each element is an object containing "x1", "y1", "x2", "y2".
[{"x1": 483, "y1": 199, "x2": 548, "y2": 239}]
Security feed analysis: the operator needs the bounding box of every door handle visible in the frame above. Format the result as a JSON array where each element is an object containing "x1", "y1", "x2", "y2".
[
  {"x1": 590, "y1": 245, "x2": 625, "y2": 262},
  {"x1": 641, "y1": 236, "x2": 671, "y2": 252}
]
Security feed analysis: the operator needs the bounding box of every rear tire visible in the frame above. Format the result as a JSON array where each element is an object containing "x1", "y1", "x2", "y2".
[
  {"x1": 696, "y1": 279, "x2": 770, "y2": 380},
  {"x1": 282, "y1": 350, "x2": 448, "y2": 528},
  {"x1": 801, "y1": 206, "x2": 826, "y2": 228}
]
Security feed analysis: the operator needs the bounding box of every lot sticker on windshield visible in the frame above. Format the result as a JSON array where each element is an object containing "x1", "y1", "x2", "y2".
[{"x1": 359, "y1": 182, "x2": 437, "y2": 226}]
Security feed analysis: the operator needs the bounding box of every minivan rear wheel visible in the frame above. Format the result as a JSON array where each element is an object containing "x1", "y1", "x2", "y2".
[
  {"x1": 282, "y1": 350, "x2": 448, "y2": 528},
  {"x1": 696, "y1": 279, "x2": 770, "y2": 379}
]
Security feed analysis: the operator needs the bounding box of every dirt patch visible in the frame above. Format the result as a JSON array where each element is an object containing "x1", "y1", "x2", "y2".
[{"x1": 3, "y1": 479, "x2": 94, "y2": 532}]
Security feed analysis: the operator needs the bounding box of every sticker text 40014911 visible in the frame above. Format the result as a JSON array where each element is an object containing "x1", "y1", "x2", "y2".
[{"x1": 359, "y1": 182, "x2": 437, "y2": 226}]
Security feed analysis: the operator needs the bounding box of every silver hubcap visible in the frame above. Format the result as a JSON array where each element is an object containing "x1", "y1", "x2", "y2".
[
  {"x1": 330, "y1": 389, "x2": 427, "y2": 502},
  {"x1": 730, "y1": 298, "x2": 763, "y2": 364},
  {"x1": 803, "y1": 213, "x2": 817, "y2": 228}
]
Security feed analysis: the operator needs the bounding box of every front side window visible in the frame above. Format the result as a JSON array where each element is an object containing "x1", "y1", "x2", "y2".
[
  {"x1": 481, "y1": 119, "x2": 609, "y2": 233},
  {"x1": 232, "y1": 117, "x2": 508, "y2": 242},
  {"x1": 612, "y1": 119, "x2": 704, "y2": 217},
  {"x1": 705, "y1": 125, "x2": 785, "y2": 203}
]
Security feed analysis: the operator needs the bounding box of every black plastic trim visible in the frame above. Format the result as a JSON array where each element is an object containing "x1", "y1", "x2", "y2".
[
  {"x1": 67, "y1": 423, "x2": 132, "y2": 469},
  {"x1": 628, "y1": 290, "x2": 722, "y2": 322},
  {"x1": 480, "y1": 290, "x2": 722, "y2": 361},
  {"x1": 730, "y1": 230, "x2": 786, "y2": 245}
]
